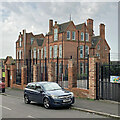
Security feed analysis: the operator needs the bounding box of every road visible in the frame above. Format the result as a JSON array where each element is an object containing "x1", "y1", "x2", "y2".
[{"x1": 0, "y1": 94, "x2": 109, "y2": 119}]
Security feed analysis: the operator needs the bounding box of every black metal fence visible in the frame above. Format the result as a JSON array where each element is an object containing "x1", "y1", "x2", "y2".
[
  {"x1": 96, "y1": 63, "x2": 120, "y2": 102},
  {"x1": 77, "y1": 56, "x2": 89, "y2": 89}
]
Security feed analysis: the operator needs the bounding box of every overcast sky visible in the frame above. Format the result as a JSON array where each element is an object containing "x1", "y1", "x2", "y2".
[{"x1": 0, "y1": 2, "x2": 118, "y2": 61}]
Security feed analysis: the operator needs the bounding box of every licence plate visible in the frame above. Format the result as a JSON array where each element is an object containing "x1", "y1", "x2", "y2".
[{"x1": 63, "y1": 99, "x2": 71, "y2": 103}]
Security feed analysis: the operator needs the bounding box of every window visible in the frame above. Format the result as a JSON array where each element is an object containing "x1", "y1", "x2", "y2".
[
  {"x1": 19, "y1": 37, "x2": 22, "y2": 47},
  {"x1": 72, "y1": 31, "x2": 75, "y2": 40},
  {"x1": 33, "y1": 48, "x2": 36, "y2": 59},
  {"x1": 81, "y1": 32, "x2": 84, "y2": 41},
  {"x1": 31, "y1": 38, "x2": 34, "y2": 45},
  {"x1": 105, "y1": 45, "x2": 107, "y2": 50},
  {"x1": 85, "y1": 33, "x2": 89, "y2": 41},
  {"x1": 41, "y1": 63, "x2": 43, "y2": 73},
  {"x1": 67, "y1": 31, "x2": 70, "y2": 40},
  {"x1": 96, "y1": 53, "x2": 100, "y2": 59},
  {"x1": 50, "y1": 46, "x2": 52, "y2": 58},
  {"x1": 80, "y1": 63, "x2": 84, "y2": 74},
  {"x1": 19, "y1": 50, "x2": 21, "y2": 59},
  {"x1": 59, "y1": 62, "x2": 62, "y2": 76},
  {"x1": 85, "y1": 45, "x2": 89, "y2": 58},
  {"x1": 37, "y1": 49, "x2": 39, "y2": 59},
  {"x1": 55, "y1": 62, "x2": 57, "y2": 77},
  {"x1": 54, "y1": 28, "x2": 58, "y2": 41},
  {"x1": 54, "y1": 45, "x2": 58, "y2": 58},
  {"x1": 59, "y1": 44, "x2": 62, "y2": 58},
  {"x1": 41, "y1": 48, "x2": 43, "y2": 59},
  {"x1": 44, "y1": 47, "x2": 46, "y2": 59},
  {"x1": 97, "y1": 45, "x2": 100, "y2": 50},
  {"x1": 80, "y1": 45, "x2": 83, "y2": 58},
  {"x1": 85, "y1": 63, "x2": 88, "y2": 74}
]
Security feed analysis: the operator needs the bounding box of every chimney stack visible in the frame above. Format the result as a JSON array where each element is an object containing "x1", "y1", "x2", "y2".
[
  {"x1": 100, "y1": 23, "x2": 105, "y2": 39},
  {"x1": 87, "y1": 18, "x2": 93, "y2": 35},
  {"x1": 49, "y1": 19, "x2": 53, "y2": 32}
]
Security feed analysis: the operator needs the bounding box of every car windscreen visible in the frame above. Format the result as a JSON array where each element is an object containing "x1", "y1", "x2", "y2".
[{"x1": 42, "y1": 83, "x2": 62, "y2": 91}]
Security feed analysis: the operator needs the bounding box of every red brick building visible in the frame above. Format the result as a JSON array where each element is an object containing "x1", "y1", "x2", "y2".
[{"x1": 16, "y1": 18, "x2": 110, "y2": 83}]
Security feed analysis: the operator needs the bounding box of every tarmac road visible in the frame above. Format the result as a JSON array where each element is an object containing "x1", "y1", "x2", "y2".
[{"x1": 0, "y1": 94, "x2": 109, "y2": 119}]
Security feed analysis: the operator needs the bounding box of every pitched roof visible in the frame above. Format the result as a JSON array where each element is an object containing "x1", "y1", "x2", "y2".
[
  {"x1": 58, "y1": 21, "x2": 71, "y2": 32},
  {"x1": 48, "y1": 21, "x2": 71, "y2": 35},
  {"x1": 76, "y1": 23, "x2": 84, "y2": 30},
  {"x1": 4, "y1": 56, "x2": 15, "y2": 65},
  {"x1": 91, "y1": 36, "x2": 101, "y2": 48}
]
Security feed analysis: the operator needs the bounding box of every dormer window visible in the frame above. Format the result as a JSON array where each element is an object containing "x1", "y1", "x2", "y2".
[
  {"x1": 67, "y1": 31, "x2": 70, "y2": 40},
  {"x1": 54, "y1": 28, "x2": 58, "y2": 41},
  {"x1": 19, "y1": 37, "x2": 22, "y2": 47}
]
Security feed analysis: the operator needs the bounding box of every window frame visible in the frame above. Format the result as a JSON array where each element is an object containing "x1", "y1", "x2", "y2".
[
  {"x1": 67, "y1": 31, "x2": 70, "y2": 40},
  {"x1": 85, "y1": 33, "x2": 89, "y2": 41},
  {"x1": 59, "y1": 44, "x2": 62, "y2": 58},
  {"x1": 54, "y1": 45, "x2": 58, "y2": 58},
  {"x1": 80, "y1": 45, "x2": 84, "y2": 58},
  {"x1": 81, "y1": 32, "x2": 84, "y2": 41},
  {"x1": 72, "y1": 31, "x2": 75, "y2": 40},
  {"x1": 54, "y1": 28, "x2": 58, "y2": 41}
]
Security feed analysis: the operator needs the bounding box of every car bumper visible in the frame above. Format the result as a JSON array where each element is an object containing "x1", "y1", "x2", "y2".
[{"x1": 49, "y1": 97, "x2": 75, "y2": 107}]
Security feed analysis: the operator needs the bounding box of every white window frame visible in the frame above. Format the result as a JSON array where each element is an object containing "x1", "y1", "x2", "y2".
[
  {"x1": 37, "y1": 49, "x2": 39, "y2": 59},
  {"x1": 49, "y1": 46, "x2": 52, "y2": 59},
  {"x1": 33, "y1": 48, "x2": 36, "y2": 59},
  {"x1": 59, "y1": 44, "x2": 62, "y2": 58},
  {"x1": 41, "y1": 48, "x2": 43, "y2": 59},
  {"x1": 44, "y1": 47, "x2": 46, "y2": 59},
  {"x1": 54, "y1": 28, "x2": 58, "y2": 41},
  {"x1": 67, "y1": 31, "x2": 70, "y2": 40},
  {"x1": 80, "y1": 45, "x2": 83, "y2": 58},
  {"x1": 72, "y1": 31, "x2": 75, "y2": 40},
  {"x1": 54, "y1": 45, "x2": 58, "y2": 58},
  {"x1": 80, "y1": 62, "x2": 84, "y2": 74},
  {"x1": 85, "y1": 45, "x2": 89, "y2": 58},
  {"x1": 85, "y1": 33, "x2": 89, "y2": 41},
  {"x1": 81, "y1": 32, "x2": 84, "y2": 41},
  {"x1": 19, "y1": 50, "x2": 21, "y2": 59},
  {"x1": 19, "y1": 38, "x2": 22, "y2": 47}
]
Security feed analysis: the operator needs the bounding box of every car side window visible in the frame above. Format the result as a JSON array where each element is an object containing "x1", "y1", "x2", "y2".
[
  {"x1": 35, "y1": 85, "x2": 42, "y2": 91},
  {"x1": 30, "y1": 84, "x2": 35, "y2": 90}
]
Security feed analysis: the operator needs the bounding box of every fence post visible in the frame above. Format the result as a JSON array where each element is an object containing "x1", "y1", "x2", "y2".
[
  {"x1": 21, "y1": 66, "x2": 27, "y2": 89},
  {"x1": 48, "y1": 62, "x2": 55, "y2": 82},
  {"x1": 89, "y1": 56, "x2": 98, "y2": 99}
]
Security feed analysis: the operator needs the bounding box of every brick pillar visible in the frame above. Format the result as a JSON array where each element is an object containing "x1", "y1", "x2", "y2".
[
  {"x1": 68, "y1": 59, "x2": 77, "y2": 89},
  {"x1": 33, "y1": 65, "x2": 38, "y2": 82},
  {"x1": 21, "y1": 66, "x2": 27, "y2": 89},
  {"x1": 10, "y1": 64, "x2": 16, "y2": 88},
  {"x1": 89, "y1": 56, "x2": 98, "y2": 99},
  {"x1": 5, "y1": 65, "x2": 8, "y2": 87},
  {"x1": 48, "y1": 62, "x2": 55, "y2": 82}
]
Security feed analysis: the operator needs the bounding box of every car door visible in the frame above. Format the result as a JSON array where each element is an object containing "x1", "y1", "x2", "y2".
[{"x1": 33, "y1": 84, "x2": 43, "y2": 103}]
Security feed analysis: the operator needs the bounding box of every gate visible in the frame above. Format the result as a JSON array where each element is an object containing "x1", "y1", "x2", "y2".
[{"x1": 96, "y1": 63, "x2": 120, "y2": 102}]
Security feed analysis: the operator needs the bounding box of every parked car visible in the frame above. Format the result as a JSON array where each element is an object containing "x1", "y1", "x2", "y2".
[
  {"x1": 24, "y1": 82, "x2": 74, "y2": 109},
  {"x1": 0, "y1": 81, "x2": 5, "y2": 93}
]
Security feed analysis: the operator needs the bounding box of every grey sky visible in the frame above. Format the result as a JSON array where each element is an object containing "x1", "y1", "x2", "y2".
[{"x1": 0, "y1": 2, "x2": 118, "y2": 61}]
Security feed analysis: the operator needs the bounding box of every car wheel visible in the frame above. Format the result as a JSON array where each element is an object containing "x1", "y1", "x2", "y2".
[
  {"x1": 43, "y1": 98, "x2": 50, "y2": 109},
  {"x1": 24, "y1": 95, "x2": 31, "y2": 104}
]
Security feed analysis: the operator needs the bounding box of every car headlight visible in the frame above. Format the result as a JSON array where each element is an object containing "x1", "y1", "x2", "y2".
[
  {"x1": 70, "y1": 92, "x2": 74, "y2": 97},
  {"x1": 50, "y1": 95, "x2": 58, "y2": 99}
]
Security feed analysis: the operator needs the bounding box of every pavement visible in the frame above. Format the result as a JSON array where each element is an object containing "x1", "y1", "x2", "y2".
[{"x1": 1, "y1": 88, "x2": 120, "y2": 119}]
